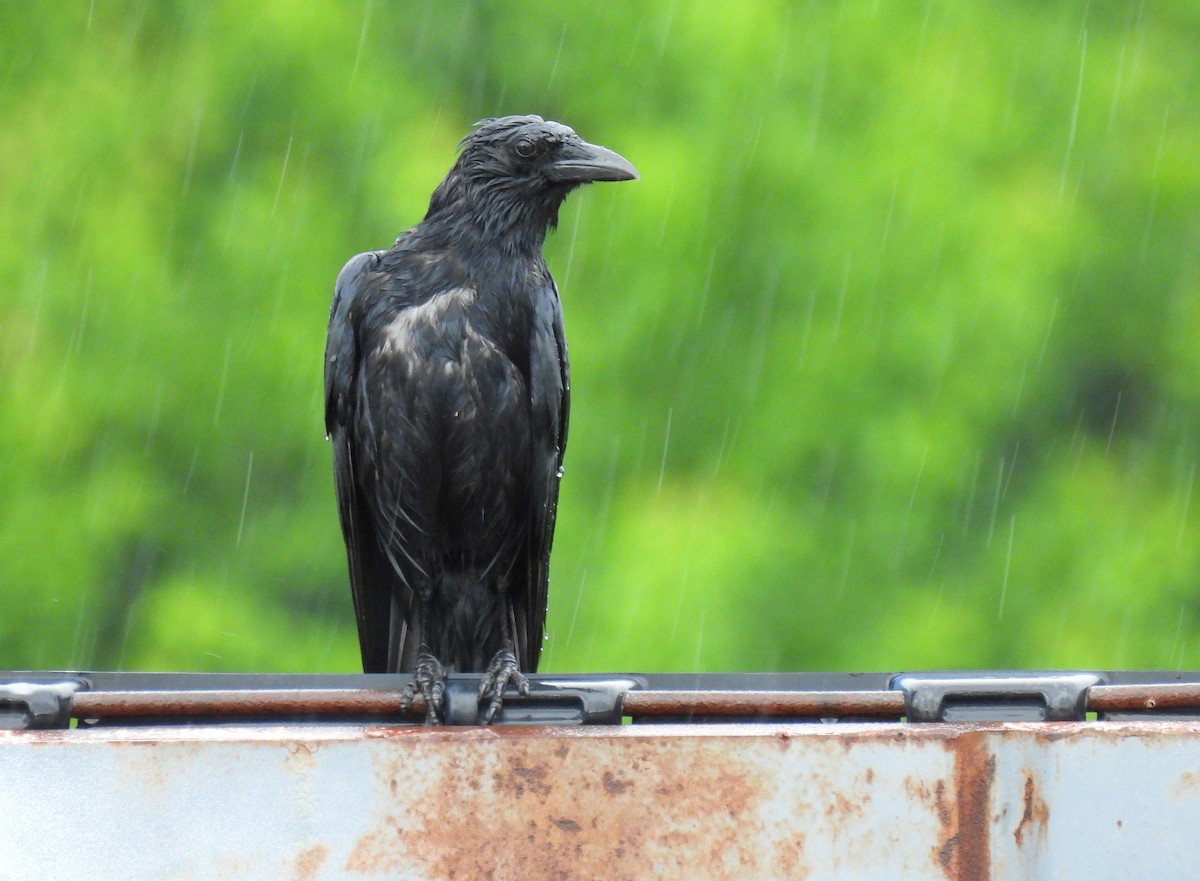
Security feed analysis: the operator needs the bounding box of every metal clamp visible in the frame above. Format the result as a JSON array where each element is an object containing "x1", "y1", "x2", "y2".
[
  {"x1": 894, "y1": 673, "x2": 1102, "y2": 722},
  {"x1": 442, "y1": 676, "x2": 638, "y2": 725},
  {"x1": 0, "y1": 681, "x2": 83, "y2": 730}
]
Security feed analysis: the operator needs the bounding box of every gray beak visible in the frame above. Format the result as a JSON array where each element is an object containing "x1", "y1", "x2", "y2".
[{"x1": 546, "y1": 140, "x2": 639, "y2": 183}]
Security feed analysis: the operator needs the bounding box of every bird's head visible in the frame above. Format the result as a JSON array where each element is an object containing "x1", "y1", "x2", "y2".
[{"x1": 425, "y1": 115, "x2": 638, "y2": 252}]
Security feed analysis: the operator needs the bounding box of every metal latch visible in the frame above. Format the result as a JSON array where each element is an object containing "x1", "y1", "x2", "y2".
[
  {"x1": 442, "y1": 676, "x2": 638, "y2": 725},
  {"x1": 894, "y1": 673, "x2": 1102, "y2": 722},
  {"x1": 0, "y1": 681, "x2": 83, "y2": 730}
]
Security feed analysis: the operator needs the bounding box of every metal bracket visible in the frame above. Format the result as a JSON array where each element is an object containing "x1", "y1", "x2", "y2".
[
  {"x1": 0, "y1": 681, "x2": 83, "y2": 730},
  {"x1": 442, "y1": 676, "x2": 638, "y2": 725},
  {"x1": 894, "y1": 672, "x2": 1102, "y2": 722}
]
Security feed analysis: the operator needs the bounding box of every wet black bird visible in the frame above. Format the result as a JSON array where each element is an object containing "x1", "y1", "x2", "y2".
[{"x1": 324, "y1": 116, "x2": 637, "y2": 722}]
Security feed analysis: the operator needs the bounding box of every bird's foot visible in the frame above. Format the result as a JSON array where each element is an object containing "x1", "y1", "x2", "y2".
[
  {"x1": 400, "y1": 651, "x2": 446, "y2": 725},
  {"x1": 478, "y1": 642, "x2": 529, "y2": 724}
]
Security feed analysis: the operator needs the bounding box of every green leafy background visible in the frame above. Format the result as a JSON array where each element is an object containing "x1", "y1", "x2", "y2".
[{"x1": 2, "y1": 2, "x2": 1198, "y2": 674}]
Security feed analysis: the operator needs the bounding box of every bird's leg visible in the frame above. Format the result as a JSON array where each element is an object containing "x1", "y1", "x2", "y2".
[
  {"x1": 478, "y1": 639, "x2": 530, "y2": 724},
  {"x1": 399, "y1": 596, "x2": 446, "y2": 724},
  {"x1": 399, "y1": 648, "x2": 446, "y2": 724}
]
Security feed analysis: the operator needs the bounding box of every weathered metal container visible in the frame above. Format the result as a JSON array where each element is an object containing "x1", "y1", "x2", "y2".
[{"x1": 2, "y1": 671, "x2": 1197, "y2": 880}]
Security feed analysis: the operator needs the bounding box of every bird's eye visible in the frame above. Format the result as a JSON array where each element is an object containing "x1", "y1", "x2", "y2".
[{"x1": 515, "y1": 138, "x2": 538, "y2": 159}]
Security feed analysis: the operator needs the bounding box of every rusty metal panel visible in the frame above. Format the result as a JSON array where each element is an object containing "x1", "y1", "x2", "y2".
[{"x1": 1, "y1": 722, "x2": 1197, "y2": 880}]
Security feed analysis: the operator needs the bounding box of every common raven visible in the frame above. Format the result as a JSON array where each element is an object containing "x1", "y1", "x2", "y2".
[{"x1": 324, "y1": 116, "x2": 637, "y2": 722}]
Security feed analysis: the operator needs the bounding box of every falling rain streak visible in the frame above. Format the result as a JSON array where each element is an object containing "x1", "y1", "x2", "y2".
[
  {"x1": 656, "y1": 408, "x2": 672, "y2": 495},
  {"x1": 237, "y1": 452, "x2": 254, "y2": 547},
  {"x1": 999, "y1": 515, "x2": 1015, "y2": 620},
  {"x1": 1059, "y1": 28, "x2": 1087, "y2": 200},
  {"x1": 272, "y1": 134, "x2": 293, "y2": 216},
  {"x1": 212, "y1": 338, "x2": 232, "y2": 427},
  {"x1": 1178, "y1": 463, "x2": 1196, "y2": 546}
]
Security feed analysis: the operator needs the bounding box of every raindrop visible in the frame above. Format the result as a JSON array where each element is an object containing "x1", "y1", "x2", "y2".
[
  {"x1": 960, "y1": 449, "x2": 982, "y2": 534},
  {"x1": 797, "y1": 288, "x2": 817, "y2": 369},
  {"x1": 565, "y1": 569, "x2": 586, "y2": 647},
  {"x1": 1037, "y1": 297, "x2": 1059, "y2": 366},
  {"x1": 712, "y1": 415, "x2": 733, "y2": 478},
  {"x1": 1058, "y1": 28, "x2": 1087, "y2": 200},
  {"x1": 545, "y1": 23, "x2": 567, "y2": 93},
  {"x1": 907, "y1": 445, "x2": 930, "y2": 512},
  {"x1": 655, "y1": 407, "x2": 672, "y2": 495},
  {"x1": 182, "y1": 444, "x2": 200, "y2": 497},
  {"x1": 1002, "y1": 442, "x2": 1020, "y2": 499},
  {"x1": 831, "y1": 252, "x2": 852, "y2": 342},
  {"x1": 986, "y1": 456, "x2": 1005, "y2": 548},
  {"x1": 657, "y1": 173, "x2": 677, "y2": 247},
  {"x1": 694, "y1": 247, "x2": 716, "y2": 329},
  {"x1": 998, "y1": 515, "x2": 1015, "y2": 620},
  {"x1": 836, "y1": 521, "x2": 857, "y2": 598},
  {"x1": 68, "y1": 267, "x2": 93, "y2": 356},
  {"x1": 227, "y1": 129, "x2": 244, "y2": 183},
  {"x1": 1139, "y1": 185, "x2": 1159, "y2": 261},
  {"x1": 1168, "y1": 605, "x2": 1185, "y2": 668},
  {"x1": 351, "y1": 0, "x2": 373, "y2": 85},
  {"x1": 144, "y1": 379, "x2": 165, "y2": 454},
  {"x1": 70, "y1": 598, "x2": 91, "y2": 667},
  {"x1": 744, "y1": 284, "x2": 775, "y2": 395},
  {"x1": 1105, "y1": 390, "x2": 1122, "y2": 454},
  {"x1": 806, "y1": 47, "x2": 827, "y2": 155},
  {"x1": 560, "y1": 197, "x2": 584, "y2": 290},
  {"x1": 880, "y1": 178, "x2": 899, "y2": 254},
  {"x1": 691, "y1": 608, "x2": 706, "y2": 670},
  {"x1": 1106, "y1": 44, "x2": 1127, "y2": 132},
  {"x1": 928, "y1": 533, "x2": 945, "y2": 581},
  {"x1": 212, "y1": 337, "x2": 232, "y2": 427},
  {"x1": 655, "y1": 2, "x2": 675, "y2": 61},
  {"x1": 272, "y1": 132, "x2": 294, "y2": 216},
  {"x1": 1012, "y1": 358, "x2": 1028, "y2": 416},
  {"x1": 236, "y1": 451, "x2": 254, "y2": 546},
  {"x1": 1178, "y1": 462, "x2": 1195, "y2": 545},
  {"x1": 182, "y1": 106, "x2": 201, "y2": 196}
]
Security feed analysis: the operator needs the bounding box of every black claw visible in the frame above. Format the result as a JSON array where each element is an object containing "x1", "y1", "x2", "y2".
[
  {"x1": 400, "y1": 650, "x2": 446, "y2": 724},
  {"x1": 479, "y1": 642, "x2": 529, "y2": 724}
]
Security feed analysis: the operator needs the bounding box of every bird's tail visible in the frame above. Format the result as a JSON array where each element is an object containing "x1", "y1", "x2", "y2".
[{"x1": 436, "y1": 570, "x2": 510, "y2": 672}]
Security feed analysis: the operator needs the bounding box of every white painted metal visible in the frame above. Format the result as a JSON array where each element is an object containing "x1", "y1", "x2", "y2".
[{"x1": 1, "y1": 721, "x2": 1196, "y2": 880}]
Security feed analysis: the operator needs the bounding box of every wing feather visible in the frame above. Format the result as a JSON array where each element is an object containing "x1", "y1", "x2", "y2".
[
  {"x1": 512, "y1": 279, "x2": 569, "y2": 671},
  {"x1": 325, "y1": 250, "x2": 413, "y2": 673}
]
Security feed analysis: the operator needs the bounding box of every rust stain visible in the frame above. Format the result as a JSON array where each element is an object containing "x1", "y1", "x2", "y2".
[
  {"x1": 933, "y1": 780, "x2": 950, "y2": 830},
  {"x1": 932, "y1": 731, "x2": 995, "y2": 881},
  {"x1": 345, "y1": 732, "x2": 810, "y2": 881},
  {"x1": 936, "y1": 835, "x2": 958, "y2": 872},
  {"x1": 502, "y1": 759, "x2": 553, "y2": 797},
  {"x1": 1012, "y1": 773, "x2": 1049, "y2": 848},
  {"x1": 284, "y1": 741, "x2": 317, "y2": 773},
  {"x1": 290, "y1": 844, "x2": 328, "y2": 881},
  {"x1": 824, "y1": 790, "x2": 864, "y2": 825},
  {"x1": 906, "y1": 776, "x2": 951, "y2": 835},
  {"x1": 1172, "y1": 767, "x2": 1200, "y2": 795},
  {"x1": 345, "y1": 827, "x2": 401, "y2": 875},
  {"x1": 602, "y1": 770, "x2": 632, "y2": 794}
]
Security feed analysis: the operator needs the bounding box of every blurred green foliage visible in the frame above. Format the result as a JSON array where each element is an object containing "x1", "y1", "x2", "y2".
[{"x1": 1, "y1": 2, "x2": 1198, "y2": 674}]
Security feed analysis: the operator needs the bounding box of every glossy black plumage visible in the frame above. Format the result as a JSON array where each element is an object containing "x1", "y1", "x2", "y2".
[{"x1": 324, "y1": 116, "x2": 636, "y2": 720}]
